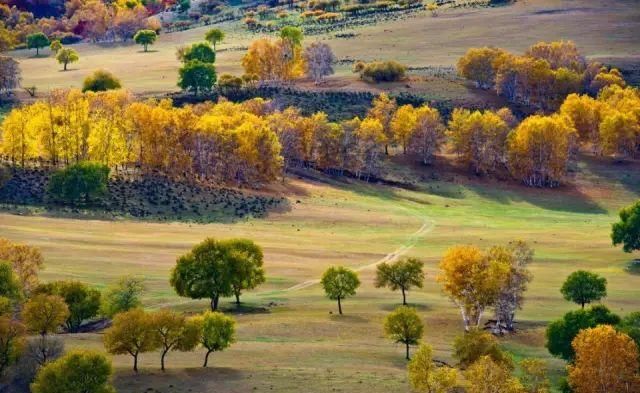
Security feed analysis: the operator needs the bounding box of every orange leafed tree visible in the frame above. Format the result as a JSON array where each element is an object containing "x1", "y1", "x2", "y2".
[{"x1": 568, "y1": 325, "x2": 640, "y2": 393}]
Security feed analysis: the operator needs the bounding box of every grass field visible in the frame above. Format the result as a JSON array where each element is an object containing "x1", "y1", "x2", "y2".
[
  {"x1": 10, "y1": 0, "x2": 640, "y2": 96},
  {"x1": 1, "y1": 154, "x2": 639, "y2": 392}
]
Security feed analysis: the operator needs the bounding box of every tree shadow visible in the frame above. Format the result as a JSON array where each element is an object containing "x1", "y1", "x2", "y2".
[
  {"x1": 138, "y1": 49, "x2": 159, "y2": 53},
  {"x1": 329, "y1": 314, "x2": 368, "y2": 323},
  {"x1": 379, "y1": 303, "x2": 432, "y2": 312}
]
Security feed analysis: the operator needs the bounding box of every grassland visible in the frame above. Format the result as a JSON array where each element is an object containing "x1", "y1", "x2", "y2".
[
  {"x1": 10, "y1": 0, "x2": 640, "y2": 97},
  {"x1": 1, "y1": 154, "x2": 639, "y2": 392}
]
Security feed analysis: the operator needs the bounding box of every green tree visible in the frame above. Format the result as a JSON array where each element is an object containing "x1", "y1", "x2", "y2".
[
  {"x1": 384, "y1": 306, "x2": 424, "y2": 360},
  {"x1": 205, "y1": 28, "x2": 225, "y2": 51},
  {"x1": 612, "y1": 200, "x2": 640, "y2": 253},
  {"x1": 225, "y1": 239, "x2": 266, "y2": 305},
  {"x1": 182, "y1": 42, "x2": 216, "y2": 63},
  {"x1": 375, "y1": 257, "x2": 425, "y2": 305},
  {"x1": 407, "y1": 343, "x2": 457, "y2": 393},
  {"x1": 0, "y1": 260, "x2": 22, "y2": 301},
  {"x1": 452, "y1": 328, "x2": 512, "y2": 368},
  {"x1": 49, "y1": 40, "x2": 62, "y2": 54},
  {"x1": 27, "y1": 32, "x2": 49, "y2": 56},
  {"x1": 545, "y1": 304, "x2": 620, "y2": 361},
  {"x1": 320, "y1": 266, "x2": 360, "y2": 315},
  {"x1": 82, "y1": 70, "x2": 122, "y2": 92},
  {"x1": 150, "y1": 309, "x2": 200, "y2": 371},
  {"x1": 192, "y1": 311, "x2": 236, "y2": 367},
  {"x1": 31, "y1": 350, "x2": 115, "y2": 393},
  {"x1": 101, "y1": 276, "x2": 145, "y2": 318},
  {"x1": 560, "y1": 270, "x2": 607, "y2": 309},
  {"x1": 34, "y1": 280, "x2": 101, "y2": 332},
  {"x1": 279, "y1": 26, "x2": 303, "y2": 46},
  {"x1": 103, "y1": 308, "x2": 157, "y2": 372},
  {"x1": 177, "y1": 60, "x2": 217, "y2": 95},
  {"x1": 48, "y1": 161, "x2": 109, "y2": 206},
  {"x1": 619, "y1": 311, "x2": 640, "y2": 349},
  {"x1": 170, "y1": 238, "x2": 233, "y2": 311},
  {"x1": 134, "y1": 29, "x2": 157, "y2": 52},
  {"x1": 0, "y1": 316, "x2": 25, "y2": 378},
  {"x1": 56, "y1": 47, "x2": 79, "y2": 71}
]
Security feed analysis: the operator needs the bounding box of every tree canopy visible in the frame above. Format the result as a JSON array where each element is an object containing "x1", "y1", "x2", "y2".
[
  {"x1": 384, "y1": 306, "x2": 424, "y2": 360},
  {"x1": 82, "y1": 70, "x2": 122, "y2": 92},
  {"x1": 560, "y1": 270, "x2": 607, "y2": 308},
  {"x1": 48, "y1": 161, "x2": 110, "y2": 206},
  {"x1": 205, "y1": 28, "x2": 224, "y2": 51},
  {"x1": 133, "y1": 29, "x2": 157, "y2": 52},
  {"x1": 31, "y1": 350, "x2": 115, "y2": 393},
  {"x1": 104, "y1": 308, "x2": 157, "y2": 372},
  {"x1": 26, "y1": 32, "x2": 49, "y2": 56},
  {"x1": 375, "y1": 257, "x2": 424, "y2": 305},
  {"x1": 34, "y1": 280, "x2": 101, "y2": 332},
  {"x1": 192, "y1": 311, "x2": 236, "y2": 367},
  {"x1": 56, "y1": 47, "x2": 79, "y2": 71},
  {"x1": 612, "y1": 200, "x2": 640, "y2": 253},
  {"x1": 320, "y1": 266, "x2": 360, "y2": 315}
]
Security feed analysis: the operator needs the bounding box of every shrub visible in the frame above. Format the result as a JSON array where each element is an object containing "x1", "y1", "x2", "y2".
[
  {"x1": 82, "y1": 70, "x2": 122, "y2": 92},
  {"x1": 356, "y1": 60, "x2": 407, "y2": 82},
  {"x1": 48, "y1": 161, "x2": 110, "y2": 206}
]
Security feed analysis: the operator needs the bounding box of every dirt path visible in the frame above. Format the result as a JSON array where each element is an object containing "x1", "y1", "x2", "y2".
[{"x1": 285, "y1": 217, "x2": 434, "y2": 292}]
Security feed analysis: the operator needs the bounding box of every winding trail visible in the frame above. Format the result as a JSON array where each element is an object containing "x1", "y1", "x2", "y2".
[{"x1": 284, "y1": 217, "x2": 434, "y2": 292}]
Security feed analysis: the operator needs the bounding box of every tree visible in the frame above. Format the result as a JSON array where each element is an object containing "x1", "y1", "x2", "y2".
[
  {"x1": 560, "y1": 271, "x2": 607, "y2": 309},
  {"x1": 178, "y1": 60, "x2": 216, "y2": 95},
  {"x1": 320, "y1": 266, "x2": 360, "y2": 315},
  {"x1": 612, "y1": 200, "x2": 640, "y2": 254},
  {"x1": 304, "y1": 41, "x2": 334, "y2": 85},
  {"x1": 34, "y1": 280, "x2": 101, "y2": 332},
  {"x1": 242, "y1": 37, "x2": 305, "y2": 83},
  {"x1": 519, "y1": 358, "x2": 550, "y2": 393},
  {"x1": 22, "y1": 294, "x2": 69, "y2": 364},
  {"x1": 279, "y1": 26, "x2": 303, "y2": 47},
  {"x1": 150, "y1": 309, "x2": 200, "y2": 371},
  {"x1": 0, "y1": 56, "x2": 20, "y2": 95},
  {"x1": 457, "y1": 47, "x2": 508, "y2": 89},
  {"x1": 437, "y1": 245, "x2": 510, "y2": 331},
  {"x1": 170, "y1": 238, "x2": 234, "y2": 311},
  {"x1": 0, "y1": 238, "x2": 44, "y2": 295},
  {"x1": 48, "y1": 161, "x2": 110, "y2": 206},
  {"x1": 27, "y1": 32, "x2": 49, "y2": 56},
  {"x1": 192, "y1": 311, "x2": 236, "y2": 367},
  {"x1": 0, "y1": 261, "x2": 22, "y2": 302},
  {"x1": 406, "y1": 105, "x2": 445, "y2": 165},
  {"x1": 545, "y1": 305, "x2": 620, "y2": 361},
  {"x1": 0, "y1": 316, "x2": 25, "y2": 378},
  {"x1": 56, "y1": 47, "x2": 79, "y2": 71},
  {"x1": 464, "y1": 356, "x2": 525, "y2": 393},
  {"x1": 568, "y1": 325, "x2": 640, "y2": 393},
  {"x1": 384, "y1": 306, "x2": 424, "y2": 360},
  {"x1": 49, "y1": 39, "x2": 62, "y2": 54},
  {"x1": 452, "y1": 328, "x2": 511, "y2": 368},
  {"x1": 30, "y1": 350, "x2": 115, "y2": 393},
  {"x1": 225, "y1": 239, "x2": 266, "y2": 305},
  {"x1": 103, "y1": 308, "x2": 157, "y2": 372},
  {"x1": 619, "y1": 311, "x2": 640, "y2": 349},
  {"x1": 407, "y1": 343, "x2": 457, "y2": 393},
  {"x1": 375, "y1": 257, "x2": 424, "y2": 305},
  {"x1": 599, "y1": 111, "x2": 639, "y2": 159},
  {"x1": 133, "y1": 29, "x2": 157, "y2": 52},
  {"x1": 182, "y1": 42, "x2": 216, "y2": 63},
  {"x1": 205, "y1": 28, "x2": 224, "y2": 51},
  {"x1": 367, "y1": 93, "x2": 397, "y2": 154},
  {"x1": 101, "y1": 276, "x2": 145, "y2": 318},
  {"x1": 492, "y1": 242, "x2": 533, "y2": 333},
  {"x1": 82, "y1": 70, "x2": 122, "y2": 92},
  {"x1": 507, "y1": 114, "x2": 576, "y2": 187}
]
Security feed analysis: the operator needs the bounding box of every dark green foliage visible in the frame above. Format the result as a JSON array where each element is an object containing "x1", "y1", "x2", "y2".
[
  {"x1": 612, "y1": 200, "x2": 640, "y2": 253},
  {"x1": 82, "y1": 70, "x2": 122, "y2": 93},
  {"x1": 560, "y1": 270, "x2": 607, "y2": 308},
  {"x1": 133, "y1": 29, "x2": 157, "y2": 52},
  {"x1": 619, "y1": 311, "x2": 640, "y2": 349},
  {"x1": 226, "y1": 239, "x2": 266, "y2": 305},
  {"x1": 48, "y1": 162, "x2": 109, "y2": 206},
  {"x1": 34, "y1": 280, "x2": 101, "y2": 332},
  {"x1": 178, "y1": 60, "x2": 217, "y2": 95},
  {"x1": 0, "y1": 261, "x2": 21, "y2": 301},
  {"x1": 545, "y1": 304, "x2": 620, "y2": 361},
  {"x1": 26, "y1": 32, "x2": 49, "y2": 56},
  {"x1": 182, "y1": 42, "x2": 216, "y2": 63}
]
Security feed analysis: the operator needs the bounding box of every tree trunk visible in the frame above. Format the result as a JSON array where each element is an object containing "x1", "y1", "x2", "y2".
[
  {"x1": 337, "y1": 297, "x2": 342, "y2": 315},
  {"x1": 210, "y1": 295, "x2": 219, "y2": 311},
  {"x1": 203, "y1": 350, "x2": 213, "y2": 367},
  {"x1": 64, "y1": 62, "x2": 68, "y2": 71},
  {"x1": 161, "y1": 349, "x2": 168, "y2": 371},
  {"x1": 133, "y1": 353, "x2": 139, "y2": 372},
  {"x1": 235, "y1": 292, "x2": 241, "y2": 306},
  {"x1": 405, "y1": 342, "x2": 410, "y2": 360},
  {"x1": 401, "y1": 287, "x2": 407, "y2": 305}
]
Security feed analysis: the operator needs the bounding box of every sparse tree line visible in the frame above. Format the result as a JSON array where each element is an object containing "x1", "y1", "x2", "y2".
[{"x1": 457, "y1": 40, "x2": 627, "y2": 111}]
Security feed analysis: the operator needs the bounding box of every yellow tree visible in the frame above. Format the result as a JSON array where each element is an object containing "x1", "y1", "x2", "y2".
[
  {"x1": 367, "y1": 93, "x2": 397, "y2": 154},
  {"x1": 464, "y1": 356, "x2": 525, "y2": 393},
  {"x1": 22, "y1": 294, "x2": 69, "y2": 364},
  {"x1": 354, "y1": 117, "x2": 386, "y2": 181},
  {"x1": 391, "y1": 104, "x2": 417, "y2": 154},
  {"x1": 599, "y1": 110, "x2": 639, "y2": 159},
  {"x1": 0, "y1": 105, "x2": 38, "y2": 167},
  {"x1": 568, "y1": 325, "x2": 640, "y2": 393},
  {"x1": 104, "y1": 308, "x2": 158, "y2": 372},
  {"x1": 507, "y1": 115, "x2": 577, "y2": 187},
  {"x1": 150, "y1": 309, "x2": 200, "y2": 371},
  {"x1": 408, "y1": 343, "x2": 457, "y2": 393},
  {"x1": 457, "y1": 47, "x2": 508, "y2": 89},
  {"x1": 437, "y1": 245, "x2": 510, "y2": 331},
  {"x1": 0, "y1": 237, "x2": 44, "y2": 295},
  {"x1": 406, "y1": 105, "x2": 445, "y2": 165},
  {"x1": 559, "y1": 94, "x2": 604, "y2": 148},
  {"x1": 241, "y1": 37, "x2": 304, "y2": 83}
]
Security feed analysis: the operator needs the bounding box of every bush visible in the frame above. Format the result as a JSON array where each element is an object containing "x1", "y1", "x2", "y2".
[
  {"x1": 48, "y1": 32, "x2": 82, "y2": 45},
  {"x1": 48, "y1": 162, "x2": 110, "y2": 206},
  {"x1": 356, "y1": 60, "x2": 406, "y2": 82},
  {"x1": 82, "y1": 70, "x2": 122, "y2": 92}
]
